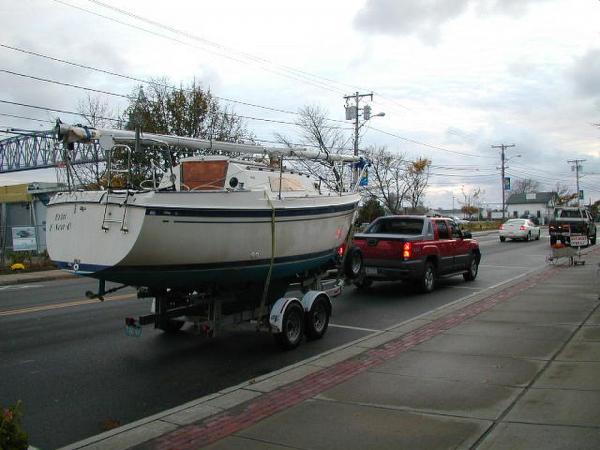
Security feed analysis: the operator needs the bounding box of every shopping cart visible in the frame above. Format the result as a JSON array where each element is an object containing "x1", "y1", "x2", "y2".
[{"x1": 547, "y1": 234, "x2": 587, "y2": 266}]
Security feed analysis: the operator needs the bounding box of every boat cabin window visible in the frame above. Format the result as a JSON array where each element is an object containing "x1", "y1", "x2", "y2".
[
  {"x1": 269, "y1": 176, "x2": 305, "y2": 192},
  {"x1": 181, "y1": 160, "x2": 228, "y2": 190}
]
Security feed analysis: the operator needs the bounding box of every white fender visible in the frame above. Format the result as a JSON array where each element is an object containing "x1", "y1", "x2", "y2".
[
  {"x1": 301, "y1": 291, "x2": 332, "y2": 314},
  {"x1": 269, "y1": 297, "x2": 302, "y2": 333}
]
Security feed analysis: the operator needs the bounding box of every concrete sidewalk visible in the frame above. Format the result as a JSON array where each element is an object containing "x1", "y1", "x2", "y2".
[{"x1": 61, "y1": 247, "x2": 600, "y2": 450}]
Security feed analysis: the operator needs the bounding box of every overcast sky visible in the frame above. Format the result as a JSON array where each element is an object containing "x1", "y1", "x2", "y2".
[{"x1": 1, "y1": 0, "x2": 599, "y2": 209}]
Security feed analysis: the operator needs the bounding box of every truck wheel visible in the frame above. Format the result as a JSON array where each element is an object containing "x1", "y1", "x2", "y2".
[
  {"x1": 275, "y1": 302, "x2": 304, "y2": 350},
  {"x1": 157, "y1": 319, "x2": 184, "y2": 333},
  {"x1": 305, "y1": 296, "x2": 330, "y2": 340},
  {"x1": 463, "y1": 255, "x2": 479, "y2": 281},
  {"x1": 419, "y1": 261, "x2": 436, "y2": 294},
  {"x1": 500, "y1": 236, "x2": 506, "y2": 242},
  {"x1": 343, "y1": 247, "x2": 363, "y2": 279}
]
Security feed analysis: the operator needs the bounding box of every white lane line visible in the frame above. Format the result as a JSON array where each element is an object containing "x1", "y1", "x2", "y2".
[
  {"x1": 329, "y1": 324, "x2": 382, "y2": 333},
  {"x1": 479, "y1": 265, "x2": 532, "y2": 269},
  {"x1": 0, "y1": 284, "x2": 45, "y2": 291},
  {"x1": 446, "y1": 286, "x2": 482, "y2": 290}
]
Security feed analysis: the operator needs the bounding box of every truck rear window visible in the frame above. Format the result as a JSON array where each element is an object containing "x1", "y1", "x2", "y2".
[
  {"x1": 557, "y1": 209, "x2": 582, "y2": 218},
  {"x1": 367, "y1": 218, "x2": 424, "y2": 235}
]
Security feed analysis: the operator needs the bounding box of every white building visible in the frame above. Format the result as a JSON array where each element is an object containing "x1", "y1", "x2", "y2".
[{"x1": 505, "y1": 192, "x2": 557, "y2": 225}]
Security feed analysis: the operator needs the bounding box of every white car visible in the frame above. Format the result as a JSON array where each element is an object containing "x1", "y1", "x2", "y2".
[{"x1": 499, "y1": 219, "x2": 541, "y2": 242}]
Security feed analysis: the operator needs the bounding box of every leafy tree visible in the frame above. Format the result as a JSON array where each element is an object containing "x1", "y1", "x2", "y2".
[
  {"x1": 120, "y1": 78, "x2": 252, "y2": 186},
  {"x1": 405, "y1": 157, "x2": 431, "y2": 209},
  {"x1": 356, "y1": 196, "x2": 385, "y2": 225}
]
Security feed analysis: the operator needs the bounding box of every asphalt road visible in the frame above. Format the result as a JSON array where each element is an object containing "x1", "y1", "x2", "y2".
[{"x1": 0, "y1": 231, "x2": 556, "y2": 449}]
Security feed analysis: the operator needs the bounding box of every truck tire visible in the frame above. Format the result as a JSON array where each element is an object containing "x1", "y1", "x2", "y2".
[
  {"x1": 343, "y1": 247, "x2": 363, "y2": 279},
  {"x1": 157, "y1": 319, "x2": 184, "y2": 333},
  {"x1": 463, "y1": 255, "x2": 479, "y2": 281},
  {"x1": 274, "y1": 302, "x2": 304, "y2": 350},
  {"x1": 419, "y1": 261, "x2": 436, "y2": 294},
  {"x1": 500, "y1": 236, "x2": 506, "y2": 242},
  {"x1": 305, "y1": 295, "x2": 330, "y2": 340}
]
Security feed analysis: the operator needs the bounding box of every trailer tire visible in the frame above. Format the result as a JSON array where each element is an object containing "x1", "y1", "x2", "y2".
[
  {"x1": 305, "y1": 295, "x2": 330, "y2": 340},
  {"x1": 157, "y1": 319, "x2": 184, "y2": 333},
  {"x1": 343, "y1": 247, "x2": 364, "y2": 279},
  {"x1": 275, "y1": 302, "x2": 304, "y2": 350}
]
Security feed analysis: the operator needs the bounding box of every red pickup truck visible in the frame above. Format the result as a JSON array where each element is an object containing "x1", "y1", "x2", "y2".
[{"x1": 345, "y1": 215, "x2": 481, "y2": 293}]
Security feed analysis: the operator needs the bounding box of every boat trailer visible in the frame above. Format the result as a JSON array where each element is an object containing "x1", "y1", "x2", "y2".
[{"x1": 119, "y1": 273, "x2": 342, "y2": 350}]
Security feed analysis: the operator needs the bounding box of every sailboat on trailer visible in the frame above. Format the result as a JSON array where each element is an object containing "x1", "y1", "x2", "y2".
[{"x1": 47, "y1": 123, "x2": 363, "y2": 295}]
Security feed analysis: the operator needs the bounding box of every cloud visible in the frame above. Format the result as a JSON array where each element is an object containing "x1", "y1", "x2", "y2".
[
  {"x1": 354, "y1": 0, "x2": 553, "y2": 44},
  {"x1": 570, "y1": 48, "x2": 600, "y2": 98}
]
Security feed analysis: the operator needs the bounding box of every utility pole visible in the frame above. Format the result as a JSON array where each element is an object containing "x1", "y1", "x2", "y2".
[
  {"x1": 567, "y1": 159, "x2": 586, "y2": 206},
  {"x1": 344, "y1": 92, "x2": 373, "y2": 156},
  {"x1": 492, "y1": 143, "x2": 516, "y2": 221}
]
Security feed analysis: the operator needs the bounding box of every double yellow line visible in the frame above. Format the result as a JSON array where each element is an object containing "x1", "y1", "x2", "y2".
[{"x1": 0, "y1": 293, "x2": 136, "y2": 317}]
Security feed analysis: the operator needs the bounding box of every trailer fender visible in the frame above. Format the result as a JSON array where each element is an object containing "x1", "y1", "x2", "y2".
[
  {"x1": 269, "y1": 297, "x2": 303, "y2": 333},
  {"x1": 301, "y1": 291, "x2": 332, "y2": 315}
]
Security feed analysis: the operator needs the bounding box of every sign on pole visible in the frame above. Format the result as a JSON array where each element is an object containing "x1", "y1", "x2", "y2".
[
  {"x1": 503, "y1": 177, "x2": 511, "y2": 191},
  {"x1": 12, "y1": 227, "x2": 37, "y2": 251}
]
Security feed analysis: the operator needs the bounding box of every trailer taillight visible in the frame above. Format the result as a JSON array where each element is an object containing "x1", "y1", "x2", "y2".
[
  {"x1": 403, "y1": 242, "x2": 412, "y2": 259},
  {"x1": 337, "y1": 242, "x2": 346, "y2": 258}
]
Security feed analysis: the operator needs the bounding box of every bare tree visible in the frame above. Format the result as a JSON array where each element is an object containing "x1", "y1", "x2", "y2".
[
  {"x1": 554, "y1": 182, "x2": 576, "y2": 206},
  {"x1": 460, "y1": 186, "x2": 483, "y2": 219},
  {"x1": 276, "y1": 105, "x2": 352, "y2": 192},
  {"x1": 361, "y1": 146, "x2": 408, "y2": 213},
  {"x1": 513, "y1": 178, "x2": 540, "y2": 194},
  {"x1": 67, "y1": 94, "x2": 117, "y2": 187}
]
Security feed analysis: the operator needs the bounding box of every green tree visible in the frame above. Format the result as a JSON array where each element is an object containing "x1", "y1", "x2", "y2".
[
  {"x1": 119, "y1": 78, "x2": 252, "y2": 186},
  {"x1": 356, "y1": 197, "x2": 385, "y2": 225}
]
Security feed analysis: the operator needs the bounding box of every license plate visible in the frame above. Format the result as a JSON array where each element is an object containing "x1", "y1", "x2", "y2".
[
  {"x1": 570, "y1": 235, "x2": 588, "y2": 247},
  {"x1": 365, "y1": 267, "x2": 378, "y2": 276}
]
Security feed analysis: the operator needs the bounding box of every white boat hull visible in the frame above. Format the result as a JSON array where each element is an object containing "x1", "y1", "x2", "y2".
[{"x1": 47, "y1": 190, "x2": 359, "y2": 289}]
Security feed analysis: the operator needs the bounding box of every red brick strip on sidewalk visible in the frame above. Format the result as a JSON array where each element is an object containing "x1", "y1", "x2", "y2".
[{"x1": 146, "y1": 265, "x2": 564, "y2": 450}]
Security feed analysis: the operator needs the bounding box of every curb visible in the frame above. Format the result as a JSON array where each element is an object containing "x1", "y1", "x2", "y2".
[
  {"x1": 0, "y1": 270, "x2": 75, "y2": 287},
  {"x1": 59, "y1": 258, "x2": 564, "y2": 450}
]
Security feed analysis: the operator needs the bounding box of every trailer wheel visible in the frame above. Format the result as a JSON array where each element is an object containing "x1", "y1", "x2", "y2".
[
  {"x1": 500, "y1": 236, "x2": 506, "y2": 242},
  {"x1": 343, "y1": 247, "x2": 364, "y2": 279},
  {"x1": 157, "y1": 319, "x2": 184, "y2": 333},
  {"x1": 275, "y1": 302, "x2": 304, "y2": 350},
  {"x1": 305, "y1": 296, "x2": 330, "y2": 340}
]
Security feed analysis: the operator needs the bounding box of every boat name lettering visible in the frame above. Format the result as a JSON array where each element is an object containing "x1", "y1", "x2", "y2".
[
  {"x1": 49, "y1": 222, "x2": 71, "y2": 232},
  {"x1": 55, "y1": 213, "x2": 68, "y2": 221}
]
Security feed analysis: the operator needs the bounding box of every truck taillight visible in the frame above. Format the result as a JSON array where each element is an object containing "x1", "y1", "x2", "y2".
[
  {"x1": 403, "y1": 242, "x2": 412, "y2": 259},
  {"x1": 499, "y1": 224, "x2": 504, "y2": 230}
]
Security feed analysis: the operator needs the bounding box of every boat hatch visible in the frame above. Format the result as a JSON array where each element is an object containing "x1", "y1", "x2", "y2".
[
  {"x1": 269, "y1": 175, "x2": 306, "y2": 192},
  {"x1": 181, "y1": 160, "x2": 229, "y2": 190}
]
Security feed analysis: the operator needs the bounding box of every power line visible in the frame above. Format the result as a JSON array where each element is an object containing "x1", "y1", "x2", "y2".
[
  {"x1": 0, "y1": 69, "x2": 352, "y2": 130},
  {"x1": 1, "y1": 43, "x2": 490, "y2": 159},
  {"x1": 0, "y1": 42, "x2": 302, "y2": 117},
  {"x1": 51, "y1": 0, "x2": 345, "y2": 95}
]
